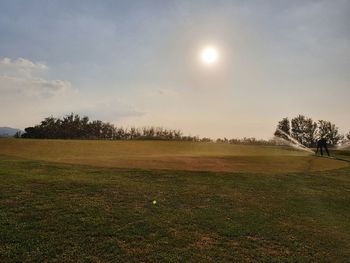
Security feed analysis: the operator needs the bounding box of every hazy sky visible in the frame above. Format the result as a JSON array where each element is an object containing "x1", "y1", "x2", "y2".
[{"x1": 1, "y1": 0, "x2": 349, "y2": 138}]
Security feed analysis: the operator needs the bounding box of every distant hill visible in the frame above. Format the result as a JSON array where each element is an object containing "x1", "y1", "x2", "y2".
[{"x1": 0, "y1": 127, "x2": 22, "y2": 137}]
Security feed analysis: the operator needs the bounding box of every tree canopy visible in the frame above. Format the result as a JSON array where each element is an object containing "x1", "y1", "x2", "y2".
[
  {"x1": 274, "y1": 115, "x2": 344, "y2": 147},
  {"x1": 22, "y1": 113, "x2": 188, "y2": 141}
]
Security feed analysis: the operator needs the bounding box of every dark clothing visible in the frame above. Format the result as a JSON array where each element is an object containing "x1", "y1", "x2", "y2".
[{"x1": 316, "y1": 139, "x2": 330, "y2": 156}]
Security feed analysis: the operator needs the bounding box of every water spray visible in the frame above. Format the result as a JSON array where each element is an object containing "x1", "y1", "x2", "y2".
[
  {"x1": 336, "y1": 141, "x2": 350, "y2": 150},
  {"x1": 275, "y1": 129, "x2": 314, "y2": 154}
]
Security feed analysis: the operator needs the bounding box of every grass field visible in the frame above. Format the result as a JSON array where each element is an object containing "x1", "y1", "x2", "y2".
[
  {"x1": 1, "y1": 139, "x2": 350, "y2": 262},
  {"x1": 0, "y1": 139, "x2": 347, "y2": 173}
]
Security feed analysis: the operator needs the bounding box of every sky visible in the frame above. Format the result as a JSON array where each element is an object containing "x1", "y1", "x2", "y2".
[{"x1": 0, "y1": 0, "x2": 349, "y2": 139}]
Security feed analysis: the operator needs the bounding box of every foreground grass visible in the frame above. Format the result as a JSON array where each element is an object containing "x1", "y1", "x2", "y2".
[{"x1": 1, "y1": 155, "x2": 350, "y2": 262}]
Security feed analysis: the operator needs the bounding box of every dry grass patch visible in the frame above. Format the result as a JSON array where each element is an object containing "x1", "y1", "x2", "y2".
[{"x1": 0, "y1": 139, "x2": 347, "y2": 173}]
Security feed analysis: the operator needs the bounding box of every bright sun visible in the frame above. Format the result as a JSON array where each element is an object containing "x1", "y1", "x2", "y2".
[{"x1": 200, "y1": 46, "x2": 219, "y2": 65}]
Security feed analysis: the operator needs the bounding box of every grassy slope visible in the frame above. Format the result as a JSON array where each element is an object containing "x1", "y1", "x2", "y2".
[
  {"x1": 333, "y1": 149, "x2": 350, "y2": 162},
  {"x1": 0, "y1": 139, "x2": 347, "y2": 173},
  {"x1": 1, "y1": 154, "x2": 350, "y2": 262}
]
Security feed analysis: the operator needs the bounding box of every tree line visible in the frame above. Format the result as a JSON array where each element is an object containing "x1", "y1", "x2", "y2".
[
  {"x1": 274, "y1": 114, "x2": 349, "y2": 147},
  {"x1": 20, "y1": 113, "x2": 196, "y2": 141},
  {"x1": 17, "y1": 113, "x2": 281, "y2": 144},
  {"x1": 215, "y1": 137, "x2": 278, "y2": 145},
  {"x1": 18, "y1": 113, "x2": 350, "y2": 146}
]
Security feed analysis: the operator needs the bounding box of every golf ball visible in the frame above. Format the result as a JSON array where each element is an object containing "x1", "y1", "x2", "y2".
[{"x1": 152, "y1": 200, "x2": 157, "y2": 205}]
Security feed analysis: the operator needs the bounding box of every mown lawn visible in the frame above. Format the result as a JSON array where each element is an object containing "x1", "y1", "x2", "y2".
[
  {"x1": 1, "y1": 154, "x2": 350, "y2": 262},
  {"x1": 0, "y1": 139, "x2": 347, "y2": 173}
]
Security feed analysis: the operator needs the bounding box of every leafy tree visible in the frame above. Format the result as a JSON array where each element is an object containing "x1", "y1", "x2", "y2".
[
  {"x1": 200, "y1": 137, "x2": 212, "y2": 142},
  {"x1": 317, "y1": 120, "x2": 343, "y2": 146},
  {"x1": 21, "y1": 113, "x2": 198, "y2": 141},
  {"x1": 274, "y1": 117, "x2": 290, "y2": 140},
  {"x1": 274, "y1": 115, "x2": 347, "y2": 147},
  {"x1": 291, "y1": 115, "x2": 317, "y2": 147},
  {"x1": 346, "y1": 132, "x2": 350, "y2": 141}
]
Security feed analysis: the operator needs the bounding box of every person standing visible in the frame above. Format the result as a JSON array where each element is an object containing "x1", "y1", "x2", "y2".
[{"x1": 316, "y1": 138, "x2": 330, "y2": 156}]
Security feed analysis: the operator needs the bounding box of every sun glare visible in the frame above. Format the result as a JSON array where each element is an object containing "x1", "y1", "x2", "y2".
[{"x1": 200, "y1": 46, "x2": 219, "y2": 65}]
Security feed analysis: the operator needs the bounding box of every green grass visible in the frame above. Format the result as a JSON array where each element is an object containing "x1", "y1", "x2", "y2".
[
  {"x1": 332, "y1": 149, "x2": 350, "y2": 162},
  {"x1": 0, "y1": 138, "x2": 348, "y2": 173},
  {"x1": 1, "y1": 151, "x2": 350, "y2": 262}
]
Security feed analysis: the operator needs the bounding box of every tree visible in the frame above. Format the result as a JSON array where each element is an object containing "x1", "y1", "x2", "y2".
[
  {"x1": 14, "y1": 130, "x2": 22, "y2": 138},
  {"x1": 317, "y1": 120, "x2": 343, "y2": 146},
  {"x1": 274, "y1": 117, "x2": 290, "y2": 140},
  {"x1": 22, "y1": 127, "x2": 39, "y2": 138},
  {"x1": 346, "y1": 132, "x2": 350, "y2": 141},
  {"x1": 21, "y1": 113, "x2": 192, "y2": 141},
  {"x1": 291, "y1": 115, "x2": 317, "y2": 147}
]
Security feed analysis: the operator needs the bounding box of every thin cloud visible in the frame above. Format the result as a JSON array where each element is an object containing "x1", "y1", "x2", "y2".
[
  {"x1": 74, "y1": 100, "x2": 145, "y2": 122},
  {"x1": 0, "y1": 75, "x2": 71, "y2": 98},
  {"x1": 0, "y1": 57, "x2": 71, "y2": 98},
  {"x1": 0, "y1": 57, "x2": 48, "y2": 78},
  {"x1": 157, "y1": 88, "x2": 181, "y2": 97},
  {"x1": 0, "y1": 57, "x2": 144, "y2": 129},
  {"x1": 0, "y1": 57, "x2": 47, "y2": 70}
]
